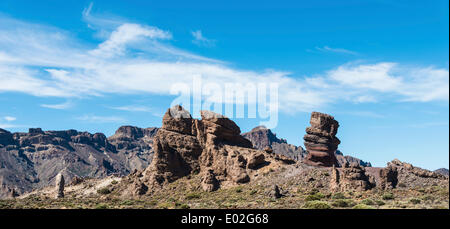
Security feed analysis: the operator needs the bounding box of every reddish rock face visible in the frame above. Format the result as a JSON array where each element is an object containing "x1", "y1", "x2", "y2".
[
  {"x1": 139, "y1": 105, "x2": 295, "y2": 194},
  {"x1": 303, "y1": 112, "x2": 340, "y2": 167}
]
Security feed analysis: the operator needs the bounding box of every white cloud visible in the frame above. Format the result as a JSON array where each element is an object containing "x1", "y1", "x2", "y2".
[
  {"x1": 109, "y1": 105, "x2": 163, "y2": 117},
  {"x1": 76, "y1": 115, "x2": 127, "y2": 123},
  {"x1": 90, "y1": 23, "x2": 172, "y2": 58},
  {"x1": 315, "y1": 46, "x2": 358, "y2": 55},
  {"x1": 3, "y1": 116, "x2": 16, "y2": 122},
  {"x1": 0, "y1": 124, "x2": 19, "y2": 129},
  {"x1": 191, "y1": 30, "x2": 215, "y2": 47},
  {"x1": 110, "y1": 105, "x2": 153, "y2": 112},
  {"x1": 0, "y1": 13, "x2": 448, "y2": 116},
  {"x1": 40, "y1": 101, "x2": 73, "y2": 110}
]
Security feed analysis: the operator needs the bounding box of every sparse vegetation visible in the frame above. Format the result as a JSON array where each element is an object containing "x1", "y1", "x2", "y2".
[
  {"x1": 360, "y1": 199, "x2": 376, "y2": 205},
  {"x1": 382, "y1": 192, "x2": 394, "y2": 200},
  {"x1": 352, "y1": 204, "x2": 375, "y2": 209},
  {"x1": 305, "y1": 192, "x2": 325, "y2": 201},
  {"x1": 304, "y1": 201, "x2": 331, "y2": 209},
  {"x1": 332, "y1": 192, "x2": 346, "y2": 199},
  {"x1": 332, "y1": 199, "x2": 355, "y2": 208},
  {"x1": 97, "y1": 188, "x2": 111, "y2": 195}
]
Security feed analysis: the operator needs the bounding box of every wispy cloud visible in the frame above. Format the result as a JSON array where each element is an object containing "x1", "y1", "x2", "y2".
[
  {"x1": 0, "y1": 124, "x2": 20, "y2": 129},
  {"x1": 109, "y1": 105, "x2": 163, "y2": 117},
  {"x1": 40, "y1": 101, "x2": 73, "y2": 110},
  {"x1": 3, "y1": 116, "x2": 16, "y2": 122},
  {"x1": 191, "y1": 30, "x2": 216, "y2": 47},
  {"x1": 0, "y1": 7, "x2": 448, "y2": 115},
  {"x1": 76, "y1": 115, "x2": 127, "y2": 123},
  {"x1": 340, "y1": 111, "x2": 385, "y2": 118},
  {"x1": 315, "y1": 46, "x2": 358, "y2": 55},
  {"x1": 407, "y1": 121, "x2": 449, "y2": 128}
]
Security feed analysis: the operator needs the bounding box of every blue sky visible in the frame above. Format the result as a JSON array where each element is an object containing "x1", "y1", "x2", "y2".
[{"x1": 0, "y1": 0, "x2": 448, "y2": 170}]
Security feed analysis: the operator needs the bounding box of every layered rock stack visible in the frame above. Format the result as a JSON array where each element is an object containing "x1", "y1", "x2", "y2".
[{"x1": 303, "y1": 112, "x2": 340, "y2": 167}]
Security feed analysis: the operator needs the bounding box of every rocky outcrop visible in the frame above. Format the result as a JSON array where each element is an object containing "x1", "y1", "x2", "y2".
[
  {"x1": 389, "y1": 159, "x2": 445, "y2": 179},
  {"x1": 139, "y1": 106, "x2": 295, "y2": 194},
  {"x1": 378, "y1": 165, "x2": 398, "y2": 189},
  {"x1": 303, "y1": 112, "x2": 340, "y2": 167},
  {"x1": 0, "y1": 126, "x2": 158, "y2": 199},
  {"x1": 365, "y1": 159, "x2": 448, "y2": 190},
  {"x1": 330, "y1": 163, "x2": 375, "y2": 192}
]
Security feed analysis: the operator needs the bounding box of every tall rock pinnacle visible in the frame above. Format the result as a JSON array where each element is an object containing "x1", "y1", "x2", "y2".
[{"x1": 303, "y1": 112, "x2": 340, "y2": 167}]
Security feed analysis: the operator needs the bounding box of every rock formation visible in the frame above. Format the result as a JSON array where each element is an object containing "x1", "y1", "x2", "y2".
[
  {"x1": 55, "y1": 173, "x2": 64, "y2": 198},
  {"x1": 137, "y1": 105, "x2": 295, "y2": 194},
  {"x1": 330, "y1": 163, "x2": 375, "y2": 192},
  {"x1": 303, "y1": 112, "x2": 340, "y2": 167}
]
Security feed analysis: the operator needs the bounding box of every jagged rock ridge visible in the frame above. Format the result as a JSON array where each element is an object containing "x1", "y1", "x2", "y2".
[{"x1": 0, "y1": 126, "x2": 158, "y2": 198}]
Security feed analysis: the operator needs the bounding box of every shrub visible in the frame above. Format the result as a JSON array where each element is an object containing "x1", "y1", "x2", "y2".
[
  {"x1": 235, "y1": 187, "x2": 242, "y2": 193},
  {"x1": 382, "y1": 192, "x2": 394, "y2": 200},
  {"x1": 360, "y1": 199, "x2": 376, "y2": 205},
  {"x1": 375, "y1": 200, "x2": 385, "y2": 206},
  {"x1": 332, "y1": 192, "x2": 346, "y2": 199},
  {"x1": 332, "y1": 199, "x2": 355, "y2": 208},
  {"x1": 250, "y1": 190, "x2": 257, "y2": 195},
  {"x1": 305, "y1": 192, "x2": 325, "y2": 201},
  {"x1": 95, "y1": 203, "x2": 108, "y2": 209},
  {"x1": 179, "y1": 204, "x2": 190, "y2": 209},
  {"x1": 97, "y1": 188, "x2": 111, "y2": 195},
  {"x1": 185, "y1": 192, "x2": 201, "y2": 200},
  {"x1": 111, "y1": 180, "x2": 118, "y2": 185},
  {"x1": 421, "y1": 195, "x2": 435, "y2": 201},
  {"x1": 352, "y1": 204, "x2": 375, "y2": 209},
  {"x1": 409, "y1": 198, "x2": 421, "y2": 204},
  {"x1": 304, "y1": 201, "x2": 331, "y2": 209}
]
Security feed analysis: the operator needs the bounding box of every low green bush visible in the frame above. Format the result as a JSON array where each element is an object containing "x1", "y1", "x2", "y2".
[
  {"x1": 382, "y1": 192, "x2": 394, "y2": 200},
  {"x1": 97, "y1": 188, "x2": 111, "y2": 195},
  {"x1": 352, "y1": 204, "x2": 375, "y2": 209},
  {"x1": 360, "y1": 199, "x2": 376, "y2": 205},
  {"x1": 304, "y1": 201, "x2": 331, "y2": 209}
]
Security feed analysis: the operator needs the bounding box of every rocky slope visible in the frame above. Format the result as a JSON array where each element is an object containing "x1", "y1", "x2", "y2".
[
  {"x1": 434, "y1": 168, "x2": 449, "y2": 176},
  {"x1": 0, "y1": 126, "x2": 158, "y2": 198}
]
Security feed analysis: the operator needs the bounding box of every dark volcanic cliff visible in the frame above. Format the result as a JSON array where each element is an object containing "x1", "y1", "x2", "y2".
[{"x1": 0, "y1": 126, "x2": 158, "y2": 198}]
